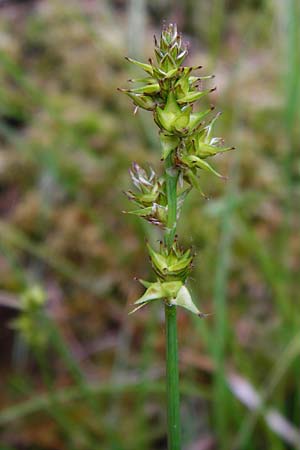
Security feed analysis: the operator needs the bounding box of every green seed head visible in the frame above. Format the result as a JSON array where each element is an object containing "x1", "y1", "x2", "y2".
[
  {"x1": 154, "y1": 23, "x2": 188, "y2": 72},
  {"x1": 120, "y1": 23, "x2": 234, "y2": 316},
  {"x1": 20, "y1": 285, "x2": 46, "y2": 311},
  {"x1": 125, "y1": 163, "x2": 164, "y2": 207},
  {"x1": 12, "y1": 286, "x2": 48, "y2": 347},
  {"x1": 124, "y1": 163, "x2": 168, "y2": 227},
  {"x1": 147, "y1": 241, "x2": 193, "y2": 282}
]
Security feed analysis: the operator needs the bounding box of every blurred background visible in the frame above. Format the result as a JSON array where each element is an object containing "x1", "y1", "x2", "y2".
[{"x1": 0, "y1": 0, "x2": 299, "y2": 449}]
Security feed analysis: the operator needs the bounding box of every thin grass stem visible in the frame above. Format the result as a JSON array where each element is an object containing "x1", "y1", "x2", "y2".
[{"x1": 164, "y1": 153, "x2": 181, "y2": 450}]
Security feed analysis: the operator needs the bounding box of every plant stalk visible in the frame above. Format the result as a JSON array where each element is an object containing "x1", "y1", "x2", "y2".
[{"x1": 164, "y1": 152, "x2": 181, "y2": 450}]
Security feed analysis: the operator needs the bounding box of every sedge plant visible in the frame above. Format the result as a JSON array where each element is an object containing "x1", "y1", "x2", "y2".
[{"x1": 119, "y1": 23, "x2": 234, "y2": 450}]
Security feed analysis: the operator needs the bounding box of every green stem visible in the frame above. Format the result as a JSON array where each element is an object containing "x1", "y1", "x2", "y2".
[
  {"x1": 165, "y1": 304, "x2": 181, "y2": 450},
  {"x1": 164, "y1": 153, "x2": 181, "y2": 450},
  {"x1": 164, "y1": 153, "x2": 178, "y2": 248}
]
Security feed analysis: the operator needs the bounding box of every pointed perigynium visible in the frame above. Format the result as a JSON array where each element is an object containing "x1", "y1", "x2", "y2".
[{"x1": 120, "y1": 23, "x2": 234, "y2": 316}]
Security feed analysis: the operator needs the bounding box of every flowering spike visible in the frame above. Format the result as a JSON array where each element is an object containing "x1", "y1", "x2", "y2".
[{"x1": 120, "y1": 23, "x2": 234, "y2": 317}]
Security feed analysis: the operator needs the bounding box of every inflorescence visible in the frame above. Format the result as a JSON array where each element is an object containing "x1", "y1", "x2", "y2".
[{"x1": 120, "y1": 23, "x2": 234, "y2": 316}]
